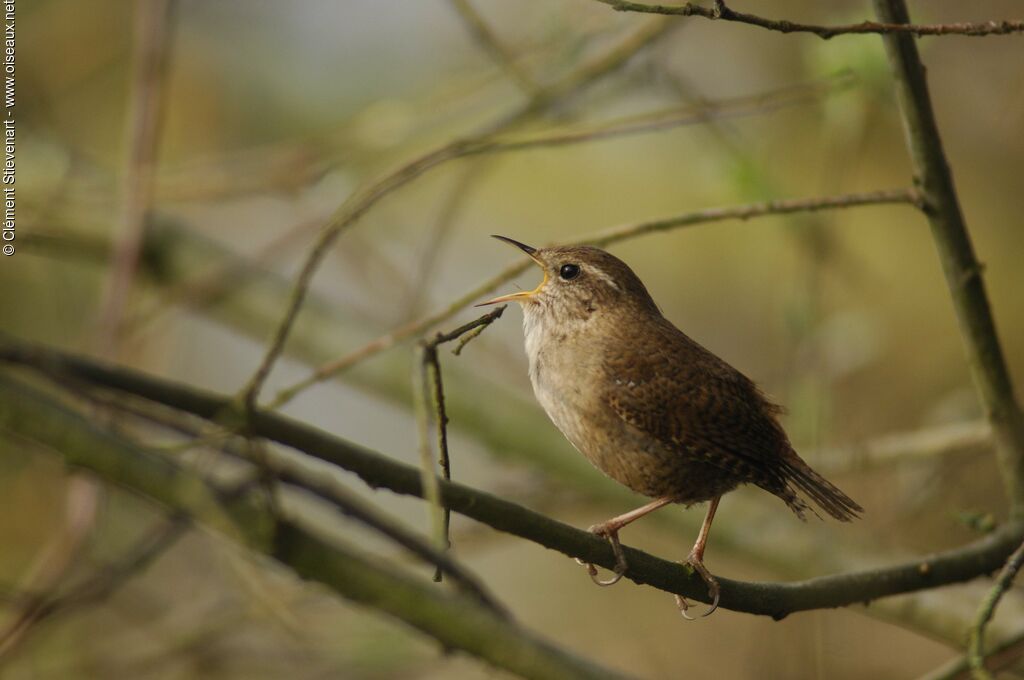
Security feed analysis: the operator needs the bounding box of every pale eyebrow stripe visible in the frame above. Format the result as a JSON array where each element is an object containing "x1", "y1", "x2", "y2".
[{"x1": 587, "y1": 265, "x2": 620, "y2": 291}]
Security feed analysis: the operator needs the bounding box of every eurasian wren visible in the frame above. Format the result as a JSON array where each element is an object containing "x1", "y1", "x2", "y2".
[{"x1": 479, "y1": 236, "x2": 862, "y2": 617}]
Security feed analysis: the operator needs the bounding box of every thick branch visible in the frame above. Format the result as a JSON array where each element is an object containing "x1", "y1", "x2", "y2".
[
  {"x1": 4, "y1": 341, "x2": 1022, "y2": 620},
  {"x1": 874, "y1": 0, "x2": 1024, "y2": 515},
  {"x1": 0, "y1": 374, "x2": 628, "y2": 680},
  {"x1": 596, "y1": 1, "x2": 1024, "y2": 39}
]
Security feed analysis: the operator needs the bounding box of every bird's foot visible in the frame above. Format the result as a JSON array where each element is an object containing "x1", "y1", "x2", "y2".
[
  {"x1": 574, "y1": 522, "x2": 628, "y2": 586},
  {"x1": 674, "y1": 551, "x2": 720, "y2": 619}
]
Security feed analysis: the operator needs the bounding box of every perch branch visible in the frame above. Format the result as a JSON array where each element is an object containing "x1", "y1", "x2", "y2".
[
  {"x1": 4, "y1": 341, "x2": 1023, "y2": 620},
  {"x1": 874, "y1": 0, "x2": 1024, "y2": 515},
  {"x1": 595, "y1": 0, "x2": 1024, "y2": 39}
]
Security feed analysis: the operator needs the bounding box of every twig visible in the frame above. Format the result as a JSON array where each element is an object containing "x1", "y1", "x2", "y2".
[
  {"x1": 450, "y1": 0, "x2": 539, "y2": 95},
  {"x1": 919, "y1": 627, "x2": 1024, "y2": 680},
  {"x1": 398, "y1": 160, "x2": 493, "y2": 321},
  {"x1": 874, "y1": 0, "x2": 1024, "y2": 516},
  {"x1": 236, "y1": 19, "x2": 675, "y2": 410},
  {"x1": 8, "y1": 341, "x2": 1024, "y2": 619},
  {"x1": 412, "y1": 343, "x2": 447, "y2": 555},
  {"x1": 415, "y1": 306, "x2": 506, "y2": 581},
  {"x1": 595, "y1": 0, "x2": 1024, "y2": 39},
  {"x1": 95, "y1": 0, "x2": 176, "y2": 354},
  {"x1": 968, "y1": 539, "x2": 1024, "y2": 680},
  {"x1": 271, "y1": 187, "x2": 918, "y2": 407}
]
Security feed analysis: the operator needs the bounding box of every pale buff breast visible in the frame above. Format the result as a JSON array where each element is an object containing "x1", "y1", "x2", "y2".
[{"x1": 523, "y1": 306, "x2": 678, "y2": 496}]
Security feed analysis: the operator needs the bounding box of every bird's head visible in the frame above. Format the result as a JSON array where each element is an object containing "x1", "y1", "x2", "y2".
[{"x1": 477, "y1": 236, "x2": 658, "y2": 321}]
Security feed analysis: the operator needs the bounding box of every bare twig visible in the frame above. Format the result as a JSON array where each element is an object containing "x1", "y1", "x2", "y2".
[
  {"x1": 271, "y1": 187, "x2": 918, "y2": 406},
  {"x1": 415, "y1": 306, "x2": 507, "y2": 581},
  {"x1": 595, "y1": 0, "x2": 1024, "y2": 39},
  {"x1": 96, "y1": 0, "x2": 176, "y2": 354},
  {"x1": 874, "y1": 0, "x2": 1024, "y2": 515},
  {"x1": 398, "y1": 160, "x2": 493, "y2": 321},
  {"x1": 412, "y1": 343, "x2": 447, "y2": 554},
  {"x1": 967, "y1": 539, "x2": 1024, "y2": 680},
  {"x1": 7, "y1": 343, "x2": 1024, "y2": 619}
]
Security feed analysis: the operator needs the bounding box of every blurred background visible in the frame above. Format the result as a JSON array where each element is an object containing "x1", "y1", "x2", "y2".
[{"x1": 4, "y1": 0, "x2": 1024, "y2": 677}]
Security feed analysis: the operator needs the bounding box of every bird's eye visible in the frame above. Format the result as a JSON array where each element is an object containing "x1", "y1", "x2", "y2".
[{"x1": 559, "y1": 264, "x2": 581, "y2": 280}]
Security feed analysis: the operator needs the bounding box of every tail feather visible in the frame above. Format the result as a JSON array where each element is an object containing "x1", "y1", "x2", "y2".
[{"x1": 779, "y1": 456, "x2": 862, "y2": 522}]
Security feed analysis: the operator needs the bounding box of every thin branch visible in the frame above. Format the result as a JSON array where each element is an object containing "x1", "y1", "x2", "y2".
[
  {"x1": 95, "y1": 0, "x2": 176, "y2": 353},
  {"x1": 412, "y1": 342, "x2": 446, "y2": 554},
  {"x1": 595, "y1": 0, "x2": 1024, "y2": 39},
  {"x1": 874, "y1": 0, "x2": 1024, "y2": 516},
  {"x1": 6, "y1": 341, "x2": 1024, "y2": 619},
  {"x1": 919, "y1": 628, "x2": 1024, "y2": 680},
  {"x1": 236, "y1": 19, "x2": 675, "y2": 409},
  {"x1": 65, "y1": 385, "x2": 508, "y2": 617},
  {"x1": 398, "y1": 161, "x2": 492, "y2": 321},
  {"x1": 450, "y1": 0, "x2": 539, "y2": 95},
  {"x1": 0, "y1": 375, "x2": 627, "y2": 680},
  {"x1": 272, "y1": 187, "x2": 919, "y2": 406},
  {"x1": 968, "y1": 539, "x2": 1024, "y2": 680},
  {"x1": 416, "y1": 306, "x2": 506, "y2": 580}
]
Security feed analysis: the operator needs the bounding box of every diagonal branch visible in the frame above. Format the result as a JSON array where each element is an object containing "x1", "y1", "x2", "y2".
[
  {"x1": 595, "y1": 0, "x2": 1024, "y2": 39},
  {"x1": 874, "y1": 0, "x2": 1024, "y2": 516},
  {"x1": 0, "y1": 374, "x2": 628, "y2": 680},
  {"x1": 271, "y1": 187, "x2": 919, "y2": 407},
  {"x1": 968, "y1": 539, "x2": 1024, "y2": 679},
  {"x1": 4, "y1": 340, "x2": 1023, "y2": 620}
]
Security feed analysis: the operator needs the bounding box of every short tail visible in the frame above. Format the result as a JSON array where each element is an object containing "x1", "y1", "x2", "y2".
[{"x1": 777, "y1": 455, "x2": 863, "y2": 522}]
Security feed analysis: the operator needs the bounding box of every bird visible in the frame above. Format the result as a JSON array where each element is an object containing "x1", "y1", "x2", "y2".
[{"x1": 477, "y1": 236, "x2": 862, "y2": 617}]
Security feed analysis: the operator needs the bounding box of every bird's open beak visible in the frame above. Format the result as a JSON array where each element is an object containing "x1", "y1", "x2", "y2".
[{"x1": 475, "y1": 235, "x2": 547, "y2": 306}]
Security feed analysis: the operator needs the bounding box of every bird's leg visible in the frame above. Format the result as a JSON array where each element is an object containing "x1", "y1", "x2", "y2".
[
  {"x1": 575, "y1": 496, "x2": 674, "y2": 586},
  {"x1": 675, "y1": 496, "x2": 721, "y2": 619}
]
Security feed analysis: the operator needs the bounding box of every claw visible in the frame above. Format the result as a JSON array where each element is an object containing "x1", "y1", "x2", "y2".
[
  {"x1": 576, "y1": 523, "x2": 628, "y2": 586},
  {"x1": 676, "y1": 551, "x2": 720, "y2": 619}
]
